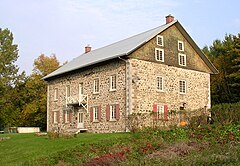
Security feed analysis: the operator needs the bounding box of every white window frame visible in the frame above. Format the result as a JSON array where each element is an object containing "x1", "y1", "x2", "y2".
[
  {"x1": 93, "y1": 107, "x2": 99, "y2": 121},
  {"x1": 178, "y1": 41, "x2": 184, "y2": 51},
  {"x1": 66, "y1": 85, "x2": 70, "y2": 98},
  {"x1": 54, "y1": 88, "x2": 58, "y2": 101},
  {"x1": 110, "y1": 75, "x2": 117, "y2": 91},
  {"x1": 157, "y1": 105, "x2": 164, "y2": 119},
  {"x1": 179, "y1": 80, "x2": 186, "y2": 94},
  {"x1": 155, "y1": 48, "x2": 164, "y2": 62},
  {"x1": 79, "y1": 83, "x2": 83, "y2": 95},
  {"x1": 179, "y1": 53, "x2": 186, "y2": 66},
  {"x1": 157, "y1": 35, "x2": 164, "y2": 46},
  {"x1": 53, "y1": 111, "x2": 58, "y2": 124},
  {"x1": 65, "y1": 110, "x2": 69, "y2": 123},
  {"x1": 156, "y1": 76, "x2": 164, "y2": 92},
  {"x1": 93, "y1": 78, "x2": 100, "y2": 94},
  {"x1": 110, "y1": 104, "x2": 116, "y2": 120}
]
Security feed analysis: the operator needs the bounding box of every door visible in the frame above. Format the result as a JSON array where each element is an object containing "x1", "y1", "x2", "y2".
[{"x1": 77, "y1": 112, "x2": 84, "y2": 128}]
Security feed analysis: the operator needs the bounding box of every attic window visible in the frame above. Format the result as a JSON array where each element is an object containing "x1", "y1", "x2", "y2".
[
  {"x1": 179, "y1": 53, "x2": 186, "y2": 66},
  {"x1": 157, "y1": 35, "x2": 164, "y2": 46},
  {"x1": 178, "y1": 41, "x2": 184, "y2": 51},
  {"x1": 155, "y1": 48, "x2": 164, "y2": 62}
]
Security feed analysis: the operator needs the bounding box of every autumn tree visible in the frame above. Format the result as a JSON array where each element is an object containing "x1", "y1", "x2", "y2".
[{"x1": 20, "y1": 54, "x2": 60, "y2": 130}]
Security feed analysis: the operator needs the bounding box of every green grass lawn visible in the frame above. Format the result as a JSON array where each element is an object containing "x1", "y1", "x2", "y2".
[
  {"x1": 0, "y1": 124, "x2": 239, "y2": 165},
  {"x1": 0, "y1": 132, "x2": 129, "y2": 165}
]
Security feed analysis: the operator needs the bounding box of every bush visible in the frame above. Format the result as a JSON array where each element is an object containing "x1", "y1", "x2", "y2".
[{"x1": 211, "y1": 102, "x2": 240, "y2": 125}]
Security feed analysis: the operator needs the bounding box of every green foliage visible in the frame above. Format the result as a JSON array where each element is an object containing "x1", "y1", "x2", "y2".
[
  {"x1": 203, "y1": 33, "x2": 240, "y2": 104},
  {"x1": 210, "y1": 102, "x2": 240, "y2": 125},
  {"x1": 0, "y1": 28, "x2": 25, "y2": 129}
]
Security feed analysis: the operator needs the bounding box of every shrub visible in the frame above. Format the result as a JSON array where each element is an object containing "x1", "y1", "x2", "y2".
[{"x1": 211, "y1": 102, "x2": 240, "y2": 125}]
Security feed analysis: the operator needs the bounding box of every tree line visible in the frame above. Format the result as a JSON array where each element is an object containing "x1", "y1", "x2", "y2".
[
  {"x1": 203, "y1": 33, "x2": 240, "y2": 105},
  {"x1": 0, "y1": 28, "x2": 239, "y2": 130}
]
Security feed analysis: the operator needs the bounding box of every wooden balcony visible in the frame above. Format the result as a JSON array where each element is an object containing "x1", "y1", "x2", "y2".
[{"x1": 66, "y1": 94, "x2": 88, "y2": 112}]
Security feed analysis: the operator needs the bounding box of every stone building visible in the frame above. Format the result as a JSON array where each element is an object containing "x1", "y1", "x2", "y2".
[{"x1": 44, "y1": 15, "x2": 218, "y2": 133}]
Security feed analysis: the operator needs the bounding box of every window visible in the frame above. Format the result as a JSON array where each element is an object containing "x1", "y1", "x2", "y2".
[
  {"x1": 156, "y1": 76, "x2": 164, "y2": 91},
  {"x1": 155, "y1": 48, "x2": 164, "y2": 62},
  {"x1": 179, "y1": 53, "x2": 186, "y2": 66},
  {"x1": 110, "y1": 75, "x2": 117, "y2": 91},
  {"x1": 157, "y1": 35, "x2": 164, "y2": 46},
  {"x1": 110, "y1": 104, "x2": 117, "y2": 120},
  {"x1": 93, "y1": 78, "x2": 100, "y2": 94},
  {"x1": 54, "y1": 88, "x2": 58, "y2": 101},
  {"x1": 179, "y1": 80, "x2": 186, "y2": 94},
  {"x1": 65, "y1": 110, "x2": 69, "y2": 123},
  {"x1": 53, "y1": 112, "x2": 58, "y2": 124},
  {"x1": 93, "y1": 107, "x2": 99, "y2": 121},
  {"x1": 178, "y1": 41, "x2": 184, "y2": 51},
  {"x1": 157, "y1": 105, "x2": 164, "y2": 119},
  {"x1": 79, "y1": 83, "x2": 83, "y2": 95},
  {"x1": 66, "y1": 85, "x2": 70, "y2": 97}
]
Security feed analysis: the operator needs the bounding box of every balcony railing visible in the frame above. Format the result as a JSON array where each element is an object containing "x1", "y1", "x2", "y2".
[{"x1": 66, "y1": 94, "x2": 88, "y2": 112}]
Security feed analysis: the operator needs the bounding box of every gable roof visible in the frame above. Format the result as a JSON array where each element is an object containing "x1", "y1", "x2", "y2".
[{"x1": 44, "y1": 20, "x2": 217, "y2": 80}]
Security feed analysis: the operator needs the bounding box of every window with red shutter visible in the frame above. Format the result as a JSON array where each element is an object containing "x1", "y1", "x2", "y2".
[
  {"x1": 153, "y1": 104, "x2": 157, "y2": 120},
  {"x1": 69, "y1": 111, "x2": 72, "y2": 123},
  {"x1": 116, "y1": 104, "x2": 120, "y2": 120},
  {"x1": 106, "y1": 105, "x2": 110, "y2": 121},
  {"x1": 90, "y1": 107, "x2": 93, "y2": 122},
  {"x1": 164, "y1": 105, "x2": 168, "y2": 121}
]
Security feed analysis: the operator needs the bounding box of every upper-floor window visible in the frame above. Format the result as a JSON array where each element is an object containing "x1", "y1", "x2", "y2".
[
  {"x1": 66, "y1": 85, "x2": 70, "y2": 97},
  {"x1": 93, "y1": 78, "x2": 100, "y2": 94},
  {"x1": 178, "y1": 41, "x2": 184, "y2": 51},
  {"x1": 179, "y1": 80, "x2": 186, "y2": 94},
  {"x1": 110, "y1": 104, "x2": 117, "y2": 120},
  {"x1": 155, "y1": 48, "x2": 164, "y2": 62},
  {"x1": 179, "y1": 53, "x2": 186, "y2": 66},
  {"x1": 54, "y1": 88, "x2": 58, "y2": 101},
  {"x1": 157, "y1": 35, "x2": 164, "y2": 46},
  {"x1": 110, "y1": 75, "x2": 117, "y2": 91},
  {"x1": 79, "y1": 83, "x2": 83, "y2": 95},
  {"x1": 156, "y1": 76, "x2": 164, "y2": 91}
]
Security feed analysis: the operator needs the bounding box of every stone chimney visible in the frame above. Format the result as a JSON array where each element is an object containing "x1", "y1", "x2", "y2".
[
  {"x1": 166, "y1": 14, "x2": 174, "y2": 24},
  {"x1": 85, "y1": 44, "x2": 91, "y2": 53}
]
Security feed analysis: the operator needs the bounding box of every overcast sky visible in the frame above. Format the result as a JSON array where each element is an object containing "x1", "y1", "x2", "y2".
[{"x1": 1, "y1": 0, "x2": 240, "y2": 75}]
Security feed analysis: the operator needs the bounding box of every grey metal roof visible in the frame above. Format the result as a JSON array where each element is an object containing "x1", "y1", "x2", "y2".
[{"x1": 43, "y1": 20, "x2": 178, "y2": 80}]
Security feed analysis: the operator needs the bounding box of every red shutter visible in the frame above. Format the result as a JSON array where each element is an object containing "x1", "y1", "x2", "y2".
[
  {"x1": 106, "y1": 105, "x2": 110, "y2": 121},
  {"x1": 90, "y1": 107, "x2": 93, "y2": 122},
  {"x1": 98, "y1": 105, "x2": 101, "y2": 121},
  {"x1": 57, "y1": 111, "x2": 60, "y2": 123},
  {"x1": 153, "y1": 104, "x2": 157, "y2": 120},
  {"x1": 63, "y1": 111, "x2": 65, "y2": 123},
  {"x1": 116, "y1": 104, "x2": 120, "y2": 120},
  {"x1": 69, "y1": 110, "x2": 72, "y2": 123},
  {"x1": 52, "y1": 112, "x2": 54, "y2": 123},
  {"x1": 164, "y1": 105, "x2": 168, "y2": 121}
]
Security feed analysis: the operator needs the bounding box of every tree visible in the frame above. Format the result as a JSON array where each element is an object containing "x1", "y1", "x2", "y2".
[
  {"x1": 20, "y1": 54, "x2": 60, "y2": 130},
  {"x1": 203, "y1": 34, "x2": 240, "y2": 104},
  {"x1": 33, "y1": 54, "x2": 60, "y2": 77},
  {"x1": 0, "y1": 28, "x2": 25, "y2": 130}
]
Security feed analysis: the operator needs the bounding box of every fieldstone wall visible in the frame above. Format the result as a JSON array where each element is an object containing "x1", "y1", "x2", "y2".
[
  {"x1": 130, "y1": 25, "x2": 212, "y2": 74},
  {"x1": 47, "y1": 59, "x2": 127, "y2": 133},
  {"x1": 130, "y1": 59, "x2": 210, "y2": 127}
]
